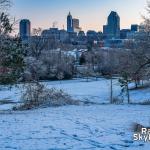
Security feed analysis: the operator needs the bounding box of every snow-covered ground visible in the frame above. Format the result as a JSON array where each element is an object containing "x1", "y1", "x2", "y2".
[
  {"x1": 0, "y1": 78, "x2": 150, "y2": 150},
  {"x1": 0, "y1": 105, "x2": 150, "y2": 150},
  {"x1": 0, "y1": 78, "x2": 150, "y2": 106}
]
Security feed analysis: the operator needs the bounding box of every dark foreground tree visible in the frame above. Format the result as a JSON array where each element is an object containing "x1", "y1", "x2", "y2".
[
  {"x1": 0, "y1": 37, "x2": 24, "y2": 85},
  {"x1": 0, "y1": 1, "x2": 24, "y2": 85}
]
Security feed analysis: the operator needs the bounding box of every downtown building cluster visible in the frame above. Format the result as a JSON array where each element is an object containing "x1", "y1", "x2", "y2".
[{"x1": 19, "y1": 11, "x2": 142, "y2": 48}]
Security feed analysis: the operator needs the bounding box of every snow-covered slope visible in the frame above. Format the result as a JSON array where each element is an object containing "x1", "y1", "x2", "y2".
[
  {"x1": 0, "y1": 105, "x2": 150, "y2": 150},
  {"x1": 0, "y1": 78, "x2": 149, "y2": 106},
  {"x1": 0, "y1": 78, "x2": 150, "y2": 150},
  {"x1": 0, "y1": 78, "x2": 150, "y2": 110}
]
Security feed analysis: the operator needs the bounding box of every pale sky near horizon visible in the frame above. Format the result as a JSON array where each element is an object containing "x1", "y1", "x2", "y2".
[{"x1": 10, "y1": 0, "x2": 148, "y2": 32}]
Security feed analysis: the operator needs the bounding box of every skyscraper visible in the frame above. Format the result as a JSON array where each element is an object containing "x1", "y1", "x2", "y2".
[
  {"x1": 103, "y1": 11, "x2": 120, "y2": 39},
  {"x1": 19, "y1": 19, "x2": 31, "y2": 40},
  {"x1": 72, "y1": 18, "x2": 81, "y2": 33},
  {"x1": 73, "y1": 19, "x2": 79, "y2": 29},
  {"x1": 67, "y1": 12, "x2": 73, "y2": 33}
]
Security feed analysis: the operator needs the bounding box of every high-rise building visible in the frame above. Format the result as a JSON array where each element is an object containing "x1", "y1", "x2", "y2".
[
  {"x1": 67, "y1": 12, "x2": 73, "y2": 33},
  {"x1": 73, "y1": 18, "x2": 79, "y2": 29},
  {"x1": 19, "y1": 19, "x2": 31, "y2": 40},
  {"x1": 103, "y1": 11, "x2": 120, "y2": 39},
  {"x1": 67, "y1": 12, "x2": 81, "y2": 33},
  {"x1": 72, "y1": 18, "x2": 79, "y2": 32},
  {"x1": 72, "y1": 18, "x2": 81, "y2": 33}
]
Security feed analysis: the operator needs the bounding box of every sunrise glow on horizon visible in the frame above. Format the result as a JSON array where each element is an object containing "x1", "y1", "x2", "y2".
[{"x1": 11, "y1": 0, "x2": 147, "y2": 32}]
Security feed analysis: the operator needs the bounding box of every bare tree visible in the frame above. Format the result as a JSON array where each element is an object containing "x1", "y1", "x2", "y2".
[
  {"x1": 0, "y1": 12, "x2": 13, "y2": 35},
  {"x1": 134, "y1": 1, "x2": 150, "y2": 77},
  {"x1": 0, "y1": 0, "x2": 11, "y2": 9},
  {"x1": 32, "y1": 28, "x2": 42, "y2": 36}
]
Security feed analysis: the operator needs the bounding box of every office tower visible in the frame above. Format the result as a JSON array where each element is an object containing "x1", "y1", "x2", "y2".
[
  {"x1": 19, "y1": 19, "x2": 31, "y2": 40},
  {"x1": 103, "y1": 11, "x2": 120, "y2": 39},
  {"x1": 67, "y1": 12, "x2": 73, "y2": 32},
  {"x1": 73, "y1": 18, "x2": 79, "y2": 29},
  {"x1": 72, "y1": 18, "x2": 81, "y2": 33}
]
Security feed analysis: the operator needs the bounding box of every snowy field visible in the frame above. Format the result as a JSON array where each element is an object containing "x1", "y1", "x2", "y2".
[
  {"x1": 0, "y1": 78, "x2": 150, "y2": 107},
  {"x1": 0, "y1": 105, "x2": 150, "y2": 150},
  {"x1": 0, "y1": 78, "x2": 150, "y2": 150}
]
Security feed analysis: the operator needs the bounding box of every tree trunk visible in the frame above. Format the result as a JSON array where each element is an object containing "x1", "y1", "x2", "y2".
[
  {"x1": 127, "y1": 83, "x2": 130, "y2": 104},
  {"x1": 110, "y1": 76, "x2": 113, "y2": 104}
]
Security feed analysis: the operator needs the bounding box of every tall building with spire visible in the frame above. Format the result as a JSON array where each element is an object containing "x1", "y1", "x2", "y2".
[
  {"x1": 67, "y1": 12, "x2": 73, "y2": 32},
  {"x1": 103, "y1": 11, "x2": 120, "y2": 39}
]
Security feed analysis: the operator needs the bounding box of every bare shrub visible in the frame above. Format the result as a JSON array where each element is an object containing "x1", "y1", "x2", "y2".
[{"x1": 13, "y1": 83, "x2": 79, "y2": 110}]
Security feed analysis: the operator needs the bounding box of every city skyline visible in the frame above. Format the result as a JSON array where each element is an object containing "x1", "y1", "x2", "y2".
[{"x1": 11, "y1": 0, "x2": 147, "y2": 32}]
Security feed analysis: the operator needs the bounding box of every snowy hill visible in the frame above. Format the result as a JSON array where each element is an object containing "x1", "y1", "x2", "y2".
[
  {"x1": 0, "y1": 78, "x2": 150, "y2": 150},
  {"x1": 0, "y1": 105, "x2": 150, "y2": 150}
]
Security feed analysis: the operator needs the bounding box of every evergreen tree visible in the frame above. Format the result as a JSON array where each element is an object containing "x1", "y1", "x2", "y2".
[{"x1": 0, "y1": 2, "x2": 24, "y2": 85}]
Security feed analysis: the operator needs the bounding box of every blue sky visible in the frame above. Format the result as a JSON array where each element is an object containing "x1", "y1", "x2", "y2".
[{"x1": 11, "y1": 0, "x2": 147, "y2": 32}]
